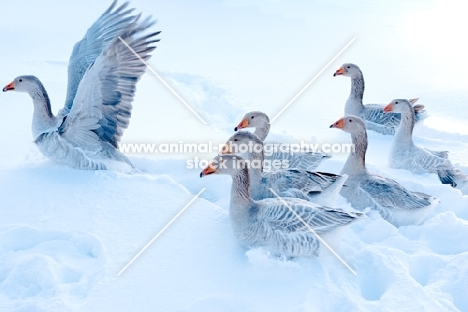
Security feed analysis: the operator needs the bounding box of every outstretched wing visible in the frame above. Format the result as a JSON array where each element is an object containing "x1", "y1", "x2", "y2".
[
  {"x1": 62, "y1": 1, "x2": 137, "y2": 115},
  {"x1": 59, "y1": 17, "x2": 160, "y2": 150}
]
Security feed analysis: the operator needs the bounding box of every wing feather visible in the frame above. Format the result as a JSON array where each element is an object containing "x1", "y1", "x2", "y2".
[
  {"x1": 62, "y1": 1, "x2": 138, "y2": 114},
  {"x1": 261, "y1": 198, "x2": 361, "y2": 233},
  {"x1": 60, "y1": 14, "x2": 159, "y2": 150},
  {"x1": 360, "y1": 175, "x2": 434, "y2": 211}
]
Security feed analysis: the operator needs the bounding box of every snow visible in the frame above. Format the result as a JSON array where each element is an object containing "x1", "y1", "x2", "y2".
[{"x1": 1, "y1": 0, "x2": 467, "y2": 311}]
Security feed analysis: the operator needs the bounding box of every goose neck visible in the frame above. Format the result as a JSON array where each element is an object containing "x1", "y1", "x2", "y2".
[
  {"x1": 254, "y1": 122, "x2": 270, "y2": 142},
  {"x1": 345, "y1": 74, "x2": 365, "y2": 115},
  {"x1": 242, "y1": 147, "x2": 264, "y2": 198},
  {"x1": 393, "y1": 108, "x2": 415, "y2": 148},
  {"x1": 342, "y1": 130, "x2": 368, "y2": 175},
  {"x1": 230, "y1": 167, "x2": 256, "y2": 220},
  {"x1": 30, "y1": 86, "x2": 58, "y2": 138}
]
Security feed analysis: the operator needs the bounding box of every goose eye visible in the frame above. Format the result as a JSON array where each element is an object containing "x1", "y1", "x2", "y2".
[
  {"x1": 251, "y1": 116, "x2": 254, "y2": 119},
  {"x1": 395, "y1": 101, "x2": 399, "y2": 104},
  {"x1": 19, "y1": 79, "x2": 22, "y2": 82},
  {"x1": 234, "y1": 139, "x2": 238, "y2": 142},
  {"x1": 347, "y1": 66, "x2": 350, "y2": 69},
  {"x1": 349, "y1": 119, "x2": 352, "y2": 122}
]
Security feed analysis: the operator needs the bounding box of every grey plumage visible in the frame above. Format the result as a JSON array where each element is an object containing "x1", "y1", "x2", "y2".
[
  {"x1": 385, "y1": 99, "x2": 467, "y2": 189},
  {"x1": 331, "y1": 115, "x2": 438, "y2": 226},
  {"x1": 62, "y1": 1, "x2": 138, "y2": 114},
  {"x1": 222, "y1": 131, "x2": 347, "y2": 206},
  {"x1": 201, "y1": 155, "x2": 362, "y2": 258},
  {"x1": 4, "y1": 1, "x2": 159, "y2": 170},
  {"x1": 234, "y1": 111, "x2": 331, "y2": 170},
  {"x1": 334, "y1": 63, "x2": 425, "y2": 135}
]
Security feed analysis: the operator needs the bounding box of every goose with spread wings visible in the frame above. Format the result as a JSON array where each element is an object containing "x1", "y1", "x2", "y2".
[{"x1": 3, "y1": 1, "x2": 160, "y2": 170}]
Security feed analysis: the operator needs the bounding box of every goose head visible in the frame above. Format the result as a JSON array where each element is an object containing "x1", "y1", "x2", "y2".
[
  {"x1": 3, "y1": 75, "x2": 43, "y2": 93},
  {"x1": 383, "y1": 99, "x2": 413, "y2": 114},
  {"x1": 200, "y1": 155, "x2": 247, "y2": 177},
  {"x1": 333, "y1": 63, "x2": 361, "y2": 78},
  {"x1": 234, "y1": 111, "x2": 269, "y2": 131},
  {"x1": 219, "y1": 131, "x2": 263, "y2": 155},
  {"x1": 330, "y1": 115, "x2": 366, "y2": 134}
]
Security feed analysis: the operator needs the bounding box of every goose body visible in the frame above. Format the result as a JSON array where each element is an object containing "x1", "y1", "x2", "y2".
[
  {"x1": 200, "y1": 155, "x2": 362, "y2": 257},
  {"x1": 234, "y1": 111, "x2": 330, "y2": 170},
  {"x1": 384, "y1": 99, "x2": 467, "y2": 190},
  {"x1": 330, "y1": 116, "x2": 438, "y2": 226},
  {"x1": 334, "y1": 63, "x2": 425, "y2": 135},
  {"x1": 2, "y1": 1, "x2": 160, "y2": 170},
  {"x1": 221, "y1": 131, "x2": 347, "y2": 206}
]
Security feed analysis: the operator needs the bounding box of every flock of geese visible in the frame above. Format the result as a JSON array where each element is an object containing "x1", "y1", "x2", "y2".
[
  {"x1": 199, "y1": 67, "x2": 468, "y2": 258},
  {"x1": 2, "y1": 1, "x2": 467, "y2": 259}
]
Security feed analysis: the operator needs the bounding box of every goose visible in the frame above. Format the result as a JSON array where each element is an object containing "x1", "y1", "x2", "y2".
[
  {"x1": 220, "y1": 131, "x2": 347, "y2": 206},
  {"x1": 330, "y1": 115, "x2": 438, "y2": 226},
  {"x1": 2, "y1": 1, "x2": 160, "y2": 170},
  {"x1": 333, "y1": 63, "x2": 425, "y2": 135},
  {"x1": 383, "y1": 99, "x2": 467, "y2": 191},
  {"x1": 200, "y1": 154, "x2": 362, "y2": 258},
  {"x1": 234, "y1": 111, "x2": 330, "y2": 171}
]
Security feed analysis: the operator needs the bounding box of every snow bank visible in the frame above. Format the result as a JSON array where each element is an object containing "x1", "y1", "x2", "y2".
[{"x1": 1, "y1": 0, "x2": 468, "y2": 311}]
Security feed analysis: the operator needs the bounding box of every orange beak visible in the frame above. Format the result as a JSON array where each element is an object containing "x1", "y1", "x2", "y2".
[
  {"x1": 333, "y1": 67, "x2": 345, "y2": 77},
  {"x1": 383, "y1": 103, "x2": 393, "y2": 113},
  {"x1": 219, "y1": 142, "x2": 233, "y2": 155},
  {"x1": 3, "y1": 81, "x2": 15, "y2": 92},
  {"x1": 234, "y1": 118, "x2": 249, "y2": 131},
  {"x1": 200, "y1": 162, "x2": 217, "y2": 177},
  {"x1": 330, "y1": 118, "x2": 345, "y2": 129}
]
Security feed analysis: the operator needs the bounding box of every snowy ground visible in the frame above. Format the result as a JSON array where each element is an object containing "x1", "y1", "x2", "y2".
[{"x1": 1, "y1": 0, "x2": 467, "y2": 311}]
